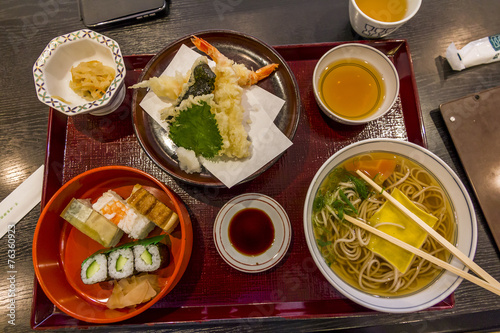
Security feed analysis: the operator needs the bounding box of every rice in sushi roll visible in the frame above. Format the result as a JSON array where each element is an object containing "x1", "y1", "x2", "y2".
[
  {"x1": 108, "y1": 248, "x2": 135, "y2": 280},
  {"x1": 133, "y1": 243, "x2": 169, "y2": 273},
  {"x1": 81, "y1": 253, "x2": 108, "y2": 285},
  {"x1": 93, "y1": 190, "x2": 156, "y2": 239}
]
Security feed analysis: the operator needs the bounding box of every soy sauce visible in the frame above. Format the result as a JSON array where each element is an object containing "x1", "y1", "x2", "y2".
[{"x1": 228, "y1": 208, "x2": 275, "y2": 256}]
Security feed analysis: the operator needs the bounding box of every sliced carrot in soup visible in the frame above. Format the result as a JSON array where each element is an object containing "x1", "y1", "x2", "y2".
[{"x1": 344, "y1": 159, "x2": 396, "y2": 183}]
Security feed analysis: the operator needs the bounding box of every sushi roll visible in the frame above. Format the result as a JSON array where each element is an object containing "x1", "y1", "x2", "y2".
[
  {"x1": 108, "y1": 248, "x2": 135, "y2": 280},
  {"x1": 61, "y1": 198, "x2": 124, "y2": 247},
  {"x1": 133, "y1": 243, "x2": 169, "y2": 273},
  {"x1": 93, "y1": 190, "x2": 156, "y2": 239},
  {"x1": 127, "y1": 184, "x2": 179, "y2": 234},
  {"x1": 81, "y1": 235, "x2": 168, "y2": 285},
  {"x1": 81, "y1": 253, "x2": 108, "y2": 285}
]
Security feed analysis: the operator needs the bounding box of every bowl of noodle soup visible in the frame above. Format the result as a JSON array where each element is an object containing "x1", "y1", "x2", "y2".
[{"x1": 303, "y1": 139, "x2": 477, "y2": 313}]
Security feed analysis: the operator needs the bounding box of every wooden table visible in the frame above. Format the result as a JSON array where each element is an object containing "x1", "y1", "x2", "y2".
[{"x1": 2, "y1": 0, "x2": 500, "y2": 331}]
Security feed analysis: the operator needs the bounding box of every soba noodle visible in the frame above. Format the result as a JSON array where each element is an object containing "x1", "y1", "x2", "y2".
[{"x1": 312, "y1": 153, "x2": 455, "y2": 296}]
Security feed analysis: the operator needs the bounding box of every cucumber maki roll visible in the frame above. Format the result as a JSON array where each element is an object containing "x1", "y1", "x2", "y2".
[
  {"x1": 108, "y1": 248, "x2": 135, "y2": 280},
  {"x1": 81, "y1": 253, "x2": 108, "y2": 285},
  {"x1": 133, "y1": 243, "x2": 169, "y2": 272},
  {"x1": 81, "y1": 235, "x2": 168, "y2": 284}
]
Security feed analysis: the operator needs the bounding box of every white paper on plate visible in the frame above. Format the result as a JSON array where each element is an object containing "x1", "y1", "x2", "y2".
[
  {"x1": 200, "y1": 109, "x2": 292, "y2": 187},
  {"x1": 0, "y1": 165, "x2": 44, "y2": 238},
  {"x1": 139, "y1": 44, "x2": 292, "y2": 188}
]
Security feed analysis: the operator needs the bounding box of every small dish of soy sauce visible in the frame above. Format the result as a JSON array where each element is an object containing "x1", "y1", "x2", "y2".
[{"x1": 213, "y1": 193, "x2": 291, "y2": 273}]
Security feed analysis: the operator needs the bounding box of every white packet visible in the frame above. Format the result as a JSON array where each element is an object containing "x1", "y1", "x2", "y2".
[
  {"x1": 0, "y1": 165, "x2": 44, "y2": 238},
  {"x1": 446, "y1": 34, "x2": 500, "y2": 71}
]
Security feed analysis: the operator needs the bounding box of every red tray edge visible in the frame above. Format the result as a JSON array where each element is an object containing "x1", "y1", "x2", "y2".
[{"x1": 31, "y1": 41, "x2": 436, "y2": 329}]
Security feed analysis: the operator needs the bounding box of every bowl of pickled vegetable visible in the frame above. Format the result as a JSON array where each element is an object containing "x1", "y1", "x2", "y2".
[{"x1": 33, "y1": 29, "x2": 126, "y2": 116}]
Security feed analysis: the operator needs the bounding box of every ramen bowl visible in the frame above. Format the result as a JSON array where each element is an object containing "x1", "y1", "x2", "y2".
[
  {"x1": 33, "y1": 29, "x2": 126, "y2": 116},
  {"x1": 312, "y1": 43, "x2": 399, "y2": 125},
  {"x1": 303, "y1": 139, "x2": 477, "y2": 313}
]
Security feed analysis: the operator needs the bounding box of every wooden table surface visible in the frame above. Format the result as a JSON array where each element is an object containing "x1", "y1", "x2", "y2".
[{"x1": 2, "y1": 0, "x2": 500, "y2": 332}]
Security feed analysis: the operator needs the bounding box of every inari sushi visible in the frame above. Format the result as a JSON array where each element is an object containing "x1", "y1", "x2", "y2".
[
  {"x1": 93, "y1": 190, "x2": 156, "y2": 239},
  {"x1": 108, "y1": 248, "x2": 135, "y2": 280},
  {"x1": 133, "y1": 243, "x2": 169, "y2": 273},
  {"x1": 127, "y1": 184, "x2": 179, "y2": 234},
  {"x1": 61, "y1": 198, "x2": 124, "y2": 247},
  {"x1": 81, "y1": 253, "x2": 108, "y2": 284}
]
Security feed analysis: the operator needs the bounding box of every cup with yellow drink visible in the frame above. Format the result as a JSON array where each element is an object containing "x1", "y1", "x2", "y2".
[{"x1": 349, "y1": 0, "x2": 422, "y2": 38}]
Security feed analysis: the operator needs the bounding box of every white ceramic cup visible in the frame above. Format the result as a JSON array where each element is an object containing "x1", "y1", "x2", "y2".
[{"x1": 349, "y1": 0, "x2": 422, "y2": 38}]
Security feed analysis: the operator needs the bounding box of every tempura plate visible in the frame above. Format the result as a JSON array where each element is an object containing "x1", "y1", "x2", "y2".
[{"x1": 131, "y1": 30, "x2": 301, "y2": 187}]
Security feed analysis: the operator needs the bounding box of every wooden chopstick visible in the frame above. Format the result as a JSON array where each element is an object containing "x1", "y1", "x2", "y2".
[
  {"x1": 343, "y1": 214, "x2": 500, "y2": 296},
  {"x1": 355, "y1": 169, "x2": 500, "y2": 290}
]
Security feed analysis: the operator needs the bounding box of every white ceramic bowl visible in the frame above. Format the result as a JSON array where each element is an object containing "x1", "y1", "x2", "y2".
[
  {"x1": 33, "y1": 29, "x2": 126, "y2": 116},
  {"x1": 303, "y1": 139, "x2": 477, "y2": 313},
  {"x1": 312, "y1": 43, "x2": 399, "y2": 125},
  {"x1": 214, "y1": 193, "x2": 291, "y2": 273}
]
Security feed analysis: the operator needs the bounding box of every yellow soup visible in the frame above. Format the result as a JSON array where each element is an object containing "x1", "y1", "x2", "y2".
[
  {"x1": 355, "y1": 0, "x2": 408, "y2": 22},
  {"x1": 319, "y1": 58, "x2": 385, "y2": 120}
]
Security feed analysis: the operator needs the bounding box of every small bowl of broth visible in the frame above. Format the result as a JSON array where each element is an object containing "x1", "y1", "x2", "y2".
[
  {"x1": 312, "y1": 43, "x2": 399, "y2": 125},
  {"x1": 213, "y1": 193, "x2": 291, "y2": 273}
]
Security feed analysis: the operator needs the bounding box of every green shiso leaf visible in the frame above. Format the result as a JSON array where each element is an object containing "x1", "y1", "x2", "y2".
[{"x1": 169, "y1": 101, "x2": 223, "y2": 158}]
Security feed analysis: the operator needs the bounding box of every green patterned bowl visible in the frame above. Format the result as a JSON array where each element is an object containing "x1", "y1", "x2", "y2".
[{"x1": 33, "y1": 29, "x2": 126, "y2": 116}]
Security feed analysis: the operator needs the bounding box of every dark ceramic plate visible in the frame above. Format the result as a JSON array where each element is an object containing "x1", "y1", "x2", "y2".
[{"x1": 132, "y1": 30, "x2": 301, "y2": 187}]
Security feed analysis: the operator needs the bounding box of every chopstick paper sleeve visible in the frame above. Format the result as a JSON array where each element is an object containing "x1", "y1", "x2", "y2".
[{"x1": 0, "y1": 165, "x2": 44, "y2": 238}]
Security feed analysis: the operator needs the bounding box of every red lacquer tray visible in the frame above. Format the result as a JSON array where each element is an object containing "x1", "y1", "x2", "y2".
[{"x1": 31, "y1": 40, "x2": 453, "y2": 330}]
